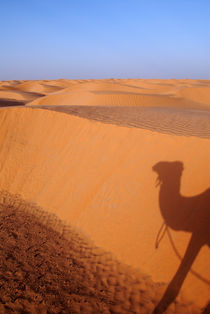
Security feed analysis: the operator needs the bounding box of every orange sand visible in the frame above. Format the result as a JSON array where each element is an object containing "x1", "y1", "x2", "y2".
[
  {"x1": 0, "y1": 79, "x2": 209, "y2": 313},
  {"x1": 27, "y1": 79, "x2": 210, "y2": 110}
]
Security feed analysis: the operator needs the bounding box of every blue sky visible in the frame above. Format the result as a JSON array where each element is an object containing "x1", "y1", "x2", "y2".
[{"x1": 0, "y1": 0, "x2": 209, "y2": 80}]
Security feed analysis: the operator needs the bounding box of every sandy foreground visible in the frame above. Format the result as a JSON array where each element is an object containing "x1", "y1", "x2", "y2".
[{"x1": 0, "y1": 79, "x2": 209, "y2": 313}]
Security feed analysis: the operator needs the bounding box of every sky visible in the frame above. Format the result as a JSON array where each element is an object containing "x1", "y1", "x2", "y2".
[{"x1": 0, "y1": 0, "x2": 210, "y2": 80}]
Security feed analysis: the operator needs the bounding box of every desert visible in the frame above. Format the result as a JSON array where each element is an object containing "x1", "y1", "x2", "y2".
[{"x1": 0, "y1": 78, "x2": 209, "y2": 313}]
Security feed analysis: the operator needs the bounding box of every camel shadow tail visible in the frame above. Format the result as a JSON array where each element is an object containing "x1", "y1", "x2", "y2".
[{"x1": 152, "y1": 161, "x2": 210, "y2": 313}]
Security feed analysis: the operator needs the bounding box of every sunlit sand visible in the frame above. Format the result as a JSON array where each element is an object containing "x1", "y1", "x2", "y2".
[{"x1": 0, "y1": 79, "x2": 209, "y2": 313}]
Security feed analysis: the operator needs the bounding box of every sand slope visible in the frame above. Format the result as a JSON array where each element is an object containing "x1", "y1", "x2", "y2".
[
  {"x1": 2, "y1": 193, "x2": 201, "y2": 313},
  {"x1": 0, "y1": 106, "x2": 209, "y2": 311}
]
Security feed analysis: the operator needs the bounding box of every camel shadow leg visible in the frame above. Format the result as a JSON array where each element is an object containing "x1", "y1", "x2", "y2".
[{"x1": 153, "y1": 233, "x2": 203, "y2": 313}]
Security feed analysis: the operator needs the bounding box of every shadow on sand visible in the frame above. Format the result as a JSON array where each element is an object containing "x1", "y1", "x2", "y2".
[
  {"x1": 152, "y1": 161, "x2": 210, "y2": 313},
  {"x1": 0, "y1": 99, "x2": 25, "y2": 107}
]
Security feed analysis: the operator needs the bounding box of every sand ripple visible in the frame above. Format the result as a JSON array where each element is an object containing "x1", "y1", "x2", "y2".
[{"x1": 34, "y1": 105, "x2": 210, "y2": 139}]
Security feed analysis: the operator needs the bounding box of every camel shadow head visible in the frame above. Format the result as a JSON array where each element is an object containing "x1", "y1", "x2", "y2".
[{"x1": 153, "y1": 161, "x2": 184, "y2": 187}]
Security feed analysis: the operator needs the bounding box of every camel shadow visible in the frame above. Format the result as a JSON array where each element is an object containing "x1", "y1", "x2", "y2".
[{"x1": 152, "y1": 161, "x2": 210, "y2": 313}]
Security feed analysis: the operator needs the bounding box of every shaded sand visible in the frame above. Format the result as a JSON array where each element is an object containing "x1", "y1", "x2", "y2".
[
  {"x1": 1, "y1": 192, "x2": 201, "y2": 314},
  {"x1": 0, "y1": 99, "x2": 25, "y2": 107},
  {"x1": 0, "y1": 89, "x2": 43, "y2": 106},
  {"x1": 0, "y1": 79, "x2": 80, "y2": 106},
  {"x1": 0, "y1": 106, "x2": 209, "y2": 313}
]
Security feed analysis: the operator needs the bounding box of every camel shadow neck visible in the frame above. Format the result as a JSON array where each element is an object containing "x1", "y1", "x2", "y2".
[{"x1": 160, "y1": 177, "x2": 181, "y2": 197}]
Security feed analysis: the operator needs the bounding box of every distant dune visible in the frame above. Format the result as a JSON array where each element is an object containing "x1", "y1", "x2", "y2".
[
  {"x1": 1, "y1": 79, "x2": 210, "y2": 110},
  {"x1": 0, "y1": 79, "x2": 209, "y2": 313},
  {"x1": 27, "y1": 79, "x2": 210, "y2": 110}
]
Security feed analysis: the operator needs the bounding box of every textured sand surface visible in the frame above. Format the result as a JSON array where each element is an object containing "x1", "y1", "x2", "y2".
[
  {"x1": 0, "y1": 79, "x2": 210, "y2": 313},
  {"x1": 1, "y1": 192, "x2": 202, "y2": 314},
  {"x1": 35, "y1": 105, "x2": 210, "y2": 139}
]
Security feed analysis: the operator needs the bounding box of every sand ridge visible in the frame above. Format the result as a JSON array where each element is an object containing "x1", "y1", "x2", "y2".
[{"x1": 34, "y1": 105, "x2": 210, "y2": 139}]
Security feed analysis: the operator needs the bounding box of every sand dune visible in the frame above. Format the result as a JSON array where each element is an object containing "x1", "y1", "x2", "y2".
[
  {"x1": 0, "y1": 79, "x2": 210, "y2": 313},
  {"x1": 12, "y1": 81, "x2": 62, "y2": 94},
  {"x1": 0, "y1": 85, "x2": 44, "y2": 105},
  {"x1": 27, "y1": 79, "x2": 210, "y2": 110},
  {"x1": 177, "y1": 86, "x2": 210, "y2": 106},
  {"x1": 1, "y1": 79, "x2": 210, "y2": 110},
  {"x1": 0, "y1": 79, "x2": 81, "y2": 105},
  {"x1": 0, "y1": 90, "x2": 27, "y2": 101},
  {"x1": 0, "y1": 105, "x2": 210, "y2": 312}
]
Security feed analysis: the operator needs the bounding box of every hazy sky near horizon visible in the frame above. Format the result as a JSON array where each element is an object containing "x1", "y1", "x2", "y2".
[{"x1": 0, "y1": 0, "x2": 210, "y2": 80}]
